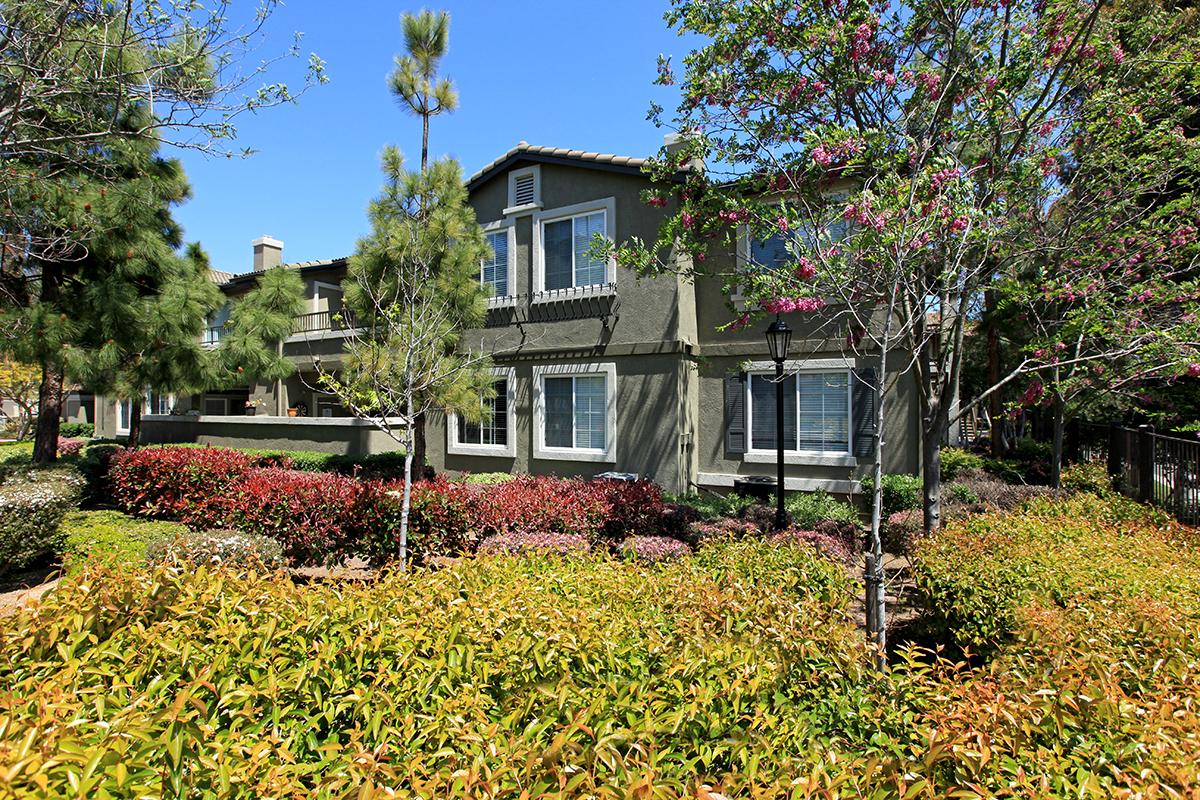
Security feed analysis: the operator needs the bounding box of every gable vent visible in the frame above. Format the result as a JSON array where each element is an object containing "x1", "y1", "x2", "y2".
[{"x1": 513, "y1": 173, "x2": 536, "y2": 206}]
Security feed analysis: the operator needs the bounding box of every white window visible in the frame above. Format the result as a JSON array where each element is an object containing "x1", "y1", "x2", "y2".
[
  {"x1": 532, "y1": 363, "x2": 617, "y2": 463},
  {"x1": 505, "y1": 166, "x2": 542, "y2": 215},
  {"x1": 480, "y1": 221, "x2": 515, "y2": 304},
  {"x1": 447, "y1": 368, "x2": 517, "y2": 458},
  {"x1": 745, "y1": 366, "x2": 851, "y2": 460},
  {"x1": 533, "y1": 198, "x2": 616, "y2": 295},
  {"x1": 116, "y1": 391, "x2": 173, "y2": 432},
  {"x1": 116, "y1": 400, "x2": 132, "y2": 434}
]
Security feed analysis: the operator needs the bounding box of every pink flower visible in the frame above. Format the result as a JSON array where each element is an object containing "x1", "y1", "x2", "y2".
[
  {"x1": 1188, "y1": 363, "x2": 1200, "y2": 378},
  {"x1": 948, "y1": 216, "x2": 969, "y2": 234},
  {"x1": 1112, "y1": 45, "x2": 1126, "y2": 65},
  {"x1": 680, "y1": 211, "x2": 694, "y2": 229},
  {"x1": 777, "y1": 216, "x2": 789, "y2": 233},
  {"x1": 812, "y1": 80, "x2": 827, "y2": 94}
]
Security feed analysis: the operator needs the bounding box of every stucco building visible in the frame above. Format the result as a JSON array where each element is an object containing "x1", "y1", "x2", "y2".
[{"x1": 98, "y1": 142, "x2": 921, "y2": 495}]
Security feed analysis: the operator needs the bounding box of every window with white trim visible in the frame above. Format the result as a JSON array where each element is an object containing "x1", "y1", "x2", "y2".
[
  {"x1": 533, "y1": 363, "x2": 616, "y2": 462},
  {"x1": 747, "y1": 370, "x2": 850, "y2": 454},
  {"x1": 533, "y1": 198, "x2": 616, "y2": 294},
  {"x1": 482, "y1": 229, "x2": 509, "y2": 297},
  {"x1": 117, "y1": 391, "x2": 173, "y2": 432},
  {"x1": 458, "y1": 379, "x2": 508, "y2": 446}
]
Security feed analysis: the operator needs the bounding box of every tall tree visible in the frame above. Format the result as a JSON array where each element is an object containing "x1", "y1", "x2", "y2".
[
  {"x1": 628, "y1": 0, "x2": 1200, "y2": 536},
  {"x1": 324, "y1": 149, "x2": 492, "y2": 567},
  {"x1": 389, "y1": 9, "x2": 457, "y2": 171},
  {"x1": 217, "y1": 265, "x2": 306, "y2": 403}
]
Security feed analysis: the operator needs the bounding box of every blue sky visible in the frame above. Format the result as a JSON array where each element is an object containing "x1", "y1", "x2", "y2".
[{"x1": 172, "y1": 1, "x2": 688, "y2": 274}]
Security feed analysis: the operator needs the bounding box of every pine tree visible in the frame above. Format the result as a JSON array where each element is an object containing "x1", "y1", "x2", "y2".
[
  {"x1": 389, "y1": 9, "x2": 457, "y2": 172},
  {"x1": 217, "y1": 265, "x2": 306, "y2": 398}
]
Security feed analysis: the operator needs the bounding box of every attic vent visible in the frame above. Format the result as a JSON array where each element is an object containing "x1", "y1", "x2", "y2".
[
  {"x1": 513, "y1": 173, "x2": 536, "y2": 206},
  {"x1": 505, "y1": 166, "x2": 541, "y2": 214}
]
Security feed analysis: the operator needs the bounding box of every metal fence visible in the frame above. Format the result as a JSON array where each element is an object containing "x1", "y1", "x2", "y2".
[{"x1": 1071, "y1": 422, "x2": 1200, "y2": 524}]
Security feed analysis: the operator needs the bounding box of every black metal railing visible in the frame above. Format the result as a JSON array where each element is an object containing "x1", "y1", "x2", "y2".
[{"x1": 1071, "y1": 422, "x2": 1200, "y2": 524}]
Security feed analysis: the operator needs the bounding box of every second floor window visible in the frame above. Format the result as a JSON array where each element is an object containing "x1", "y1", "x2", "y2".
[
  {"x1": 482, "y1": 231, "x2": 508, "y2": 297},
  {"x1": 543, "y1": 210, "x2": 606, "y2": 290}
]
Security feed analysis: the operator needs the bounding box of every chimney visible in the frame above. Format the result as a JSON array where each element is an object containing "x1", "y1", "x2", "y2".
[
  {"x1": 663, "y1": 130, "x2": 704, "y2": 173},
  {"x1": 252, "y1": 236, "x2": 284, "y2": 272}
]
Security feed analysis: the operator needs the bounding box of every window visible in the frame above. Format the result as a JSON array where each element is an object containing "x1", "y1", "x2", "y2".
[
  {"x1": 533, "y1": 363, "x2": 617, "y2": 462},
  {"x1": 747, "y1": 370, "x2": 849, "y2": 455},
  {"x1": 203, "y1": 396, "x2": 230, "y2": 416},
  {"x1": 505, "y1": 166, "x2": 541, "y2": 214},
  {"x1": 480, "y1": 222, "x2": 515, "y2": 303},
  {"x1": 145, "y1": 391, "x2": 172, "y2": 416},
  {"x1": 533, "y1": 198, "x2": 616, "y2": 294},
  {"x1": 448, "y1": 369, "x2": 516, "y2": 457}
]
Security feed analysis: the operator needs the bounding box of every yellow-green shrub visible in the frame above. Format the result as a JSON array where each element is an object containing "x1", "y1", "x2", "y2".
[
  {"x1": 1, "y1": 541, "x2": 924, "y2": 798},
  {"x1": 59, "y1": 511, "x2": 187, "y2": 574}
]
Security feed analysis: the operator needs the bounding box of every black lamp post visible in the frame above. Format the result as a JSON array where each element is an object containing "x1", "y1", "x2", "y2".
[{"x1": 765, "y1": 315, "x2": 793, "y2": 530}]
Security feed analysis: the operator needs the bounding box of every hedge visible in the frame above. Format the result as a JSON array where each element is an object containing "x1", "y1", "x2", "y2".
[
  {"x1": 59, "y1": 510, "x2": 187, "y2": 575},
  {"x1": 0, "y1": 540, "x2": 896, "y2": 798},
  {"x1": 0, "y1": 467, "x2": 84, "y2": 576}
]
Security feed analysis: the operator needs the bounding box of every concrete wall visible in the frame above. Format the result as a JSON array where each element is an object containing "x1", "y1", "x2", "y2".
[{"x1": 139, "y1": 416, "x2": 402, "y2": 456}]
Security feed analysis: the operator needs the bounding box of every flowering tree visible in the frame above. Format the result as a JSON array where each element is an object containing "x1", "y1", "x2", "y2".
[
  {"x1": 0, "y1": 358, "x2": 39, "y2": 439},
  {"x1": 625, "y1": 0, "x2": 1199, "y2": 537}
]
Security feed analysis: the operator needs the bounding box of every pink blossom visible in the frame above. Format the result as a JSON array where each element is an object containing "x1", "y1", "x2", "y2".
[
  {"x1": 1189, "y1": 363, "x2": 1200, "y2": 378},
  {"x1": 777, "y1": 216, "x2": 789, "y2": 233},
  {"x1": 948, "y1": 216, "x2": 969, "y2": 234},
  {"x1": 930, "y1": 167, "x2": 961, "y2": 192},
  {"x1": 681, "y1": 211, "x2": 695, "y2": 229},
  {"x1": 1112, "y1": 45, "x2": 1126, "y2": 65},
  {"x1": 795, "y1": 257, "x2": 816, "y2": 280}
]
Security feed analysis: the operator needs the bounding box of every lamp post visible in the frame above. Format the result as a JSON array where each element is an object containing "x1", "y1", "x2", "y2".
[{"x1": 765, "y1": 315, "x2": 792, "y2": 530}]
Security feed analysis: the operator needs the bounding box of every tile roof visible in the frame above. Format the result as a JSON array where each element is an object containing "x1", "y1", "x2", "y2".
[
  {"x1": 208, "y1": 269, "x2": 235, "y2": 285},
  {"x1": 468, "y1": 141, "x2": 649, "y2": 187}
]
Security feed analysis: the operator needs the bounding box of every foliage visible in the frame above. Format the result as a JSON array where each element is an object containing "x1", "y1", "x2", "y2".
[
  {"x1": 785, "y1": 490, "x2": 860, "y2": 529},
  {"x1": 456, "y1": 471, "x2": 515, "y2": 485},
  {"x1": 57, "y1": 422, "x2": 93, "y2": 438},
  {"x1": 55, "y1": 437, "x2": 82, "y2": 458},
  {"x1": 617, "y1": 535, "x2": 690, "y2": 564},
  {"x1": 75, "y1": 442, "x2": 125, "y2": 505},
  {"x1": 951, "y1": 468, "x2": 1070, "y2": 512},
  {"x1": 1060, "y1": 459, "x2": 1114, "y2": 496},
  {"x1": 859, "y1": 474, "x2": 922, "y2": 516},
  {"x1": 665, "y1": 490, "x2": 754, "y2": 521},
  {"x1": 476, "y1": 531, "x2": 592, "y2": 558},
  {"x1": 0, "y1": 541, "x2": 883, "y2": 798},
  {"x1": 881, "y1": 509, "x2": 924, "y2": 555},
  {"x1": 145, "y1": 529, "x2": 285, "y2": 571},
  {"x1": 59, "y1": 511, "x2": 186, "y2": 575},
  {"x1": 686, "y1": 517, "x2": 760, "y2": 546},
  {"x1": 108, "y1": 446, "x2": 253, "y2": 523},
  {"x1": 0, "y1": 359, "x2": 40, "y2": 440},
  {"x1": 0, "y1": 467, "x2": 84, "y2": 576},
  {"x1": 766, "y1": 527, "x2": 857, "y2": 567},
  {"x1": 215, "y1": 266, "x2": 306, "y2": 386},
  {"x1": 939, "y1": 448, "x2": 983, "y2": 481}
]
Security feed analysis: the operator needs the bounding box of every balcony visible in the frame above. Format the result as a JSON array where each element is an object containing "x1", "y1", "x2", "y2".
[
  {"x1": 201, "y1": 326, "x2": 225, "y2": 347},
  {"x1": 290, "y1": 309, "x2": 359, "y2": 338}
]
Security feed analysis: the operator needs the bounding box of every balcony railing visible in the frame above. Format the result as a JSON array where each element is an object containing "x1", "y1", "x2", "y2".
[
  {"x1": 291, "y1": 309, "x2": 358, "y2": 335},
  {"x1": 201, "y1": 326, "x2": 225, "y2": 347}
]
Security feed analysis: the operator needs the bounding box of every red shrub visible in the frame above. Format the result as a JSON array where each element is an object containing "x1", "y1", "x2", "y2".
[
  {"x1": 356, "y1": 477, "x2": 482, "y2": 566},
  {"x1": 204, "y1": 468, "x2": 366, "y2": 566},
  {"x1": 477, "y1": 531, "x2": 591, "y2": 557},
  {"x1": 618, "y1": 535, "x2": 690, "y2": 563},
  {"x1": 595, "y1": 480, "x2": 667, "y2": 541},
  {"x1": 767, "y1": 527, "x2": 857, "y2": 567},
  {"x1": 109, "y1": 446, "x2": 253, "y2": 522},
  {"x1": 472, "y1": 476, "x2": 610, "y2": 542},
  {"x1": 56, "y1": 437, "x2": 83, "y2": 458}
]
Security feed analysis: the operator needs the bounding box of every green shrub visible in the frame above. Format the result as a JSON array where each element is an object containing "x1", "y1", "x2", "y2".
[
  {"x1": 458, "y1": 471, "x2": 515, "y2": 485},
  {"x1": 1060, "y1": 459, "x2": 1113, "y2": 496},
  {"x1": 940, "y1": 446, "x2": 983, "y2": 480},
  {"x1": 665, "y1": 490, "x2": 755, "y2": 521},
  {"x1": 946, "y1": 481, "x2": 980, "y2": 505},
  {"x1": 58, "y1": 422, "x2": 95, "y2": 438},
  {"x1": 0, "y1": 441, "x2": 33, "y2": 481},
  {"x1": 980, "y1": 456, "x2": 1026, "y2": 484},
  {"x1": 59, "y1": 510, "x2": 186, "y2": 574},
  {"x1": 784, "y1": 490, "x2": 860, "y2": 528},
  {"x1": 0, "y1": 466, "x2": 84, "y2": 576},
  {"x1": 145, "y1": 528, "x2": 285, "y2": 569},
  {"x1": 76, "y1": 442, "x2": 125, "y2": 504},
  {"x1": 860, "y1": 473, "x2": 922, "y2": 515},
  {"x1": 0, "y1": 540, "x2": 893, "y2": 798}
]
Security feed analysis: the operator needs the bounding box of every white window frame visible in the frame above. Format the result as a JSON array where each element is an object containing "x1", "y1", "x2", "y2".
[
  {"x1": 531, "y1": 197, "x2": 617, "y2": 299},
  {"x1": 532, "y1": 362, "x2": 617, "y2": 463},
  {"x1": 742, "y1": 358, "x2": 856, "y2": 466},
  {"x1": 480, "y1": 220, "x2": 517, "y2": 308},
  {"x1": 504, "y1": 165, "x2": 542, "y2": 216},
  {"x1": 117, "y1": 391, "x2": 175, "y2": 433},
  {"x1": 447, "y1": 366, "x2": 517, "y2": 458},
  {"x1": 732, "y1": 195, "x2": 849, "y2": 306},
  {"x1": 310, "y1": 281, "x2": 343, "y2": 314}
]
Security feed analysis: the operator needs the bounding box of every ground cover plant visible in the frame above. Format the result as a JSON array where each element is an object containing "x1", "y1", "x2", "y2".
[{"x1": 59, "y1": 511, "x2": 187, "y2": 575}]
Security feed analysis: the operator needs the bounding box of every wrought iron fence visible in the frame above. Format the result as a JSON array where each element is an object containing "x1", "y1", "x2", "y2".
[{"x1": 1071, "y1": 422, "x2": 1200, "y2": 524}]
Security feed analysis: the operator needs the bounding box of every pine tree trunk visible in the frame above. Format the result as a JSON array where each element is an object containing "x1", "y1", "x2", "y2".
[
  {"x1": 128, "y1": 399, "x2": 143, "y2": 448},
  {"x1": 32, "y1": 358, "x2": 63, "y2": 464},
  {"x1": 421, "y1": 116, "x2": 429, "y2": 173}
]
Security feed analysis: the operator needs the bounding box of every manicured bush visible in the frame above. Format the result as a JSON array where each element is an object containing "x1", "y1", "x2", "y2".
[
  {"x1": 939, "y1": 446, "x2": 984, "y2": 480},
  {"x1": 75, "y1": 442, "x2": 125, "y2": 504},
  {"x1": 908, "y1": 495, "x2": 1200, "y2": 793},
  {"x1": 0, "y1": 541, "x2": 879, "y2": 798},
  {"x1": 60, "y1": 510, "x2": 187, "y2": 574},
  {"x1": 476, "y1": 531, "x2": 591, "y2": 556},
  {"x1": 56, "y1": 436, "x2": 83, "y2": 458},
  {"x1": 1060, "y1": 459, "x2": 1113, "y2": 495},
  {"x1": 457, "y1": 471, "x2": 515, "y2": 485},
  {"x1": 860, "y1": 473, "x2": 922, "y2": 515},
  {"x1": 785, "y1": 490, "x2": 860, "y2": 528},
  {"x1": 0, "y1": 467, "x2": 84, "y2": 576},
  {"x1": 686, "y1": 517, "x2": 759, "y2": 545},
  {"x1": 617, "y1": 535, "x2": 690, "y2": 563},
  {"x1": 109, "y1": 446, "x2": 253, "y2": 522},
  {"x1": 58, "y1": 422, "x2": 94, "y2": 438},
  {"x1": 145, "y1": 528, "x2": 285, "y2": 569},
  {"x1": 766, "y1": 526, "x2": 857, "y2": 566},
  {"x1": 471, "y1": 475, "x2": 610, "y2": 541},
  {"x1": 202, "y1": 468, "x2": 366, "y2": 566},
  {"x1": 595, "y1": 478, "x2": 667, "y2": 541},
  {"x1": 665, "y1": 490, "x2": 754, "y2": 521}
]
